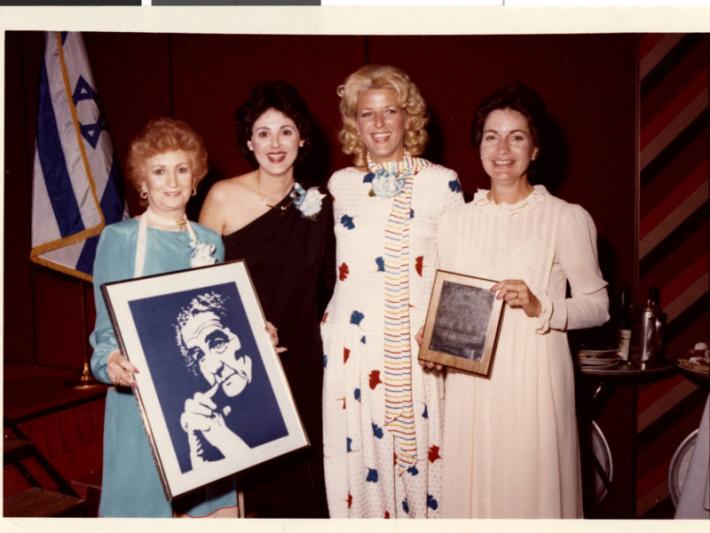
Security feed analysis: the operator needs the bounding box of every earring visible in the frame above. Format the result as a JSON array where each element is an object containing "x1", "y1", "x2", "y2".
[
  {"x1": 299, "y1": 141, "x2": 305, "y2": 148},
  {"x1": 191, "y1": 183, "x2": 197, "y2": 197},
  {"x1": 140, "y1": 190, "x2": 148, "y2": 200}
]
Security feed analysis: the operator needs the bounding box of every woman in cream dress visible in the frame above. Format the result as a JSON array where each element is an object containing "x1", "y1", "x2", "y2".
[{"x1": 438, "y1": 84, "x2": 609, "y2": 518}]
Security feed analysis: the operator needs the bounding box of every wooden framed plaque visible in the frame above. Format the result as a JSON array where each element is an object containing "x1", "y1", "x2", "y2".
[{"x1": 419, "y1": 270, "x2": 504, "y2": 376}]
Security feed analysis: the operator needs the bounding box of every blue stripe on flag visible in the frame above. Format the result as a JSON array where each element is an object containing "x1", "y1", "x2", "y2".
[
  {"x1": 76, "y1": 159, "x2": 124, "y2": 273},
  {"x1": 36, "y1": 60, "x2": 85, "y2": 238},
  {"x1": 101, "y1": 157, "x2": 125, "y2": 222},
  {"x1": 76, "y1": 236, "x2": 99, "y2": 276}
]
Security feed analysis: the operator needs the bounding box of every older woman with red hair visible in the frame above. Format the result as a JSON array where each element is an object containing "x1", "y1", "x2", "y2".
[{"x1": 90, "y1": 118, "x2": 237, "y2": 517}]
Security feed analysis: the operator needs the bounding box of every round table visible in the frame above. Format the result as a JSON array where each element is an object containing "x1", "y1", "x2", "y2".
[{"x1": 575, "y1": 358, "x2": 676, "y2": 517}]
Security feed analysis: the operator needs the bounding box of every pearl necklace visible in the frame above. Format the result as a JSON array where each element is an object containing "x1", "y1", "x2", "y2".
[
  {"x1": 135, "y1": 208, "x2": 199, "y2": 278},
  {"x1": 144, "y1": 206, "x2": 187, "y2": 231}
]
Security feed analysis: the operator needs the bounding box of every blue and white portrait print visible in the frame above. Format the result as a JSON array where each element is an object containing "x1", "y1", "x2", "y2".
[{"x1": 129, "y1": 282, "x2": 288, "y2": 474}]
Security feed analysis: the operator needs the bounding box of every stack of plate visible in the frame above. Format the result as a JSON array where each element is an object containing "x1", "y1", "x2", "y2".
[
  {"x1": 676, "y1": 358, "x2": 710, "y2": 378},
  {"x1": 576, "y1": 348, "x2": 621, "y2": 369}
]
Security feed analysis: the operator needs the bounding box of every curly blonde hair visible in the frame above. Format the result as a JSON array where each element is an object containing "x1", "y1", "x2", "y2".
[
  {"x1": 126, "y1": 117, "x2": 209, "y2": 195},
  {"x1": 337, "y1": 65, "x2": 428, "y2": 167}
]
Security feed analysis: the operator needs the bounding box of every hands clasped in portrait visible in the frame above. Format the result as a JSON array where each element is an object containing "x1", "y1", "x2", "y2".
[{"x1": 175, "y1": 291, "x2": 253, "y2": 468}]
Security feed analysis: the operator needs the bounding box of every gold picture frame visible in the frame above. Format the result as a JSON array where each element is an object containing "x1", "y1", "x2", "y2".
[{"x1": 419, "y1": 270, "x2": 504, "y2": 376}]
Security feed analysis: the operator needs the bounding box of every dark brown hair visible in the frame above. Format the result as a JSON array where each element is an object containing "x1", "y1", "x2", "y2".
[
  {"x1": 472, "y1": 83, "x2": 551, "y2": 182},
  {"x1": 234, "y1": 81, "x2": 313, "y2": 166}
]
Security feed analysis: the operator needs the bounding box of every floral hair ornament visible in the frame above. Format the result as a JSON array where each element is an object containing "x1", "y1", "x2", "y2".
[
  {"x1": 290, "y1": 182, "x2": 326, "y2": 220},
  {"x1": 363, "y1": 153, "x2": 424, "y2": 198}
]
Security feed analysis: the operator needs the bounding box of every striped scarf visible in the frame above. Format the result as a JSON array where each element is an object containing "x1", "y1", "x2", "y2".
[{"x1": 369, "y1": 154, "x2": 429, "y2": 471}]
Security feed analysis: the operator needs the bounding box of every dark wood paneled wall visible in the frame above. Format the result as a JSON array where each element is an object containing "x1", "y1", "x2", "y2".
[{"x1": 4, "y1": 31, "x2": 637, "y2": 367}]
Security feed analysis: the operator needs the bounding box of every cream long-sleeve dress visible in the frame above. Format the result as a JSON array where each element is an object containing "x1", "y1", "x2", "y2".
[{"x1": 438, "y1": 185, "x2": 609, "y2": 518}]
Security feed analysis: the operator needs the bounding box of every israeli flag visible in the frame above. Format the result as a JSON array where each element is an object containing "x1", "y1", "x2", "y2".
[{"x1": 30, "y1": 32, "x2": 127, "y2": 282}]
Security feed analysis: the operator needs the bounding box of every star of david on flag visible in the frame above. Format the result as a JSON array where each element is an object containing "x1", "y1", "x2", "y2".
[{"x1": 30, "y1": 32, "x2": 127, "y2": 282}]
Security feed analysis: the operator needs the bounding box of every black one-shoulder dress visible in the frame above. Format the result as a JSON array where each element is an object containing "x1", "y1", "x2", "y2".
[{"x1": 223, "y1": 187, "x2": 335, "y2": 518}]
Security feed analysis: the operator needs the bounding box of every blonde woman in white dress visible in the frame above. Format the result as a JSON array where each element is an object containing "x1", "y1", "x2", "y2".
[
  {"x1": 437, "y1": 83, "x2": 609, "y2": 518},
  {"x1": 321, "y1": 65, "x2": 464, "y2": 518}
]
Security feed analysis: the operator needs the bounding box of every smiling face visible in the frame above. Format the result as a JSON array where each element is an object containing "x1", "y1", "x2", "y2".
[
  {"x1": 246, "y1": 108, "x2": 303, "y2": 179},
  {"x1": 479, "y1": 108, "x2": 539, "y2": 187},
  {"x1": 355, "y1": 88, "x2": 406, "y2": 164},
  {"x1": 179, "y1": 311, "x2": 252, "y2": 398},
  {"x1": 140, "y1": 150, "x2": 194, "y2": 220}
]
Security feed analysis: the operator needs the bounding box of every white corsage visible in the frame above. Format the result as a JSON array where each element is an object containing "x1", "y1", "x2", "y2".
[
  {"x1": 291, "y1": 182, "x2": 325, "y2": 220},
  {"x1": 190, "y1": 241, "x2": 218, "y2": 268}
]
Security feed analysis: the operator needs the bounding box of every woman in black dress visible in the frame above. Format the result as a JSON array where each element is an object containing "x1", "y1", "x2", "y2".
[{"x1": 199, "y1": 81, "x2": 334, "y2": 518}]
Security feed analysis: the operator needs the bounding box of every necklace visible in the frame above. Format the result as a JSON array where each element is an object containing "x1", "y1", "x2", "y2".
[
  {"x1": 136, "y1": 209, "x2": 201, "y2": 277},
  {"x1": 144, "y1": 206, "x2": 187, "y2": 231},
  {"x1": 256, "y1": 175, "x2": 295, "y2": 211}
]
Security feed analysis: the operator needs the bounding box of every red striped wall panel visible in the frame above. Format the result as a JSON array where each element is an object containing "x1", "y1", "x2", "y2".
[{"x1": 636, "y1": 33, "x2": 709, "y2": 517}]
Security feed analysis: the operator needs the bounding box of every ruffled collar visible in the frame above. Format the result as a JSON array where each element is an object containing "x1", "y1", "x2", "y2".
[{"x1": 472, "y1": 184, "x2": 548, "y2": 214}]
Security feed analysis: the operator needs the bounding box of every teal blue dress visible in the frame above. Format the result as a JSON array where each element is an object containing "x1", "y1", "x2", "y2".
[{"x1": 90, "y1": 218, "x2": 236, "y2": 517}]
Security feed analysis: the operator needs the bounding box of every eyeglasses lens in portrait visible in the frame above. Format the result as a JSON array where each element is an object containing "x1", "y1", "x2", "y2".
[
  {"x1": 128, "y1": 282, "x2": 288, "y2": 474},
  {"x1": 429, "y1": 280, "x2": 494, "y2": 362}
]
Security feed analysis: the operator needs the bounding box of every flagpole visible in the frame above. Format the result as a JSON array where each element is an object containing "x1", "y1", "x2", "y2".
[{"x1": 67, "y1": 278, "x2": 101, "y2": 389}]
